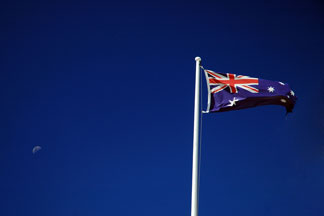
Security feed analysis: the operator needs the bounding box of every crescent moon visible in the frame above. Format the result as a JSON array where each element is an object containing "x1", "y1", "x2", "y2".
[{"x1": 32, "y1": 146, "x2": 42, "y2": 154}]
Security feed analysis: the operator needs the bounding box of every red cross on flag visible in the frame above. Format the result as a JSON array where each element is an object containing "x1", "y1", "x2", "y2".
[{"x1": 206, "y1": 70, "x2": 259, "y2": 94}]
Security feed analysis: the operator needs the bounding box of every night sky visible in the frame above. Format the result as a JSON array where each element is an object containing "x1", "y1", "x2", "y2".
[{"x1": 1, "y1": 0, "x2": 324, "y2": 215}]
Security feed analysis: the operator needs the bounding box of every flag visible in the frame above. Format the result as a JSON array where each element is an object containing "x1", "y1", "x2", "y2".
[{"x1": 204, "y1": 69, "x2": 297, "y2": 113}]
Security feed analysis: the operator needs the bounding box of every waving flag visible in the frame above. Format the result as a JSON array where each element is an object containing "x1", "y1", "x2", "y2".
[{"x1": 204, "y1": 69, "x2": 297, "y2": 113}]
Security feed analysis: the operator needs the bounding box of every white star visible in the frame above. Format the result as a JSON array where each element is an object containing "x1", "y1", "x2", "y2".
[
  {"x1": 279, "y1": 82, "x2": 285, "y2": 85},
  {"x1": 280, "y1": 99, "x2": 287, "y2": 103},
  {"x1": 287, "y1": 95, "x2": 290, "y2": 98},
  {"x1": 267, "y1": 86, "x2": 275, "y2": 93},
  {"x1": 227, "y1": 97, "x2": 239, "y2": 106},
  {"x1": 290, "y1": 90, "x2": 295, "y2": 96}
]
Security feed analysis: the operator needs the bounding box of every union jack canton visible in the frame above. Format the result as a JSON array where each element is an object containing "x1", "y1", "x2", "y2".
[{"x1": 204, "y1": 69, "x2": 297, "y2": 113}]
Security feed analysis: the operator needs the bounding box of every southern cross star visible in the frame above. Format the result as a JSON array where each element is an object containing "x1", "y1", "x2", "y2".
[
  {"x1": 280, "y1": 99, "x2": 287, "y2": 103},
  {"x1": 290, "y1": 90, "x2": 295, "y2": 96},
  {"x1": 227, "y1": 97, "x2": 239, "y2": 107},
  {"x1": 267, "y1": 86, "x2": 275, "y2": 93}
]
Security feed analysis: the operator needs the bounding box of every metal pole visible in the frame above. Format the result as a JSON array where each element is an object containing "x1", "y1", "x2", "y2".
[{"x1": 191, "y1": 56, "x2": 201, "y2": 216}]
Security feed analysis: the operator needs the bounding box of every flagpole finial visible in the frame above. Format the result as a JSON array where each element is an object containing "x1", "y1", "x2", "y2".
[{"x1": 195, "y1": 57, "x2": 201, "y2": 62}]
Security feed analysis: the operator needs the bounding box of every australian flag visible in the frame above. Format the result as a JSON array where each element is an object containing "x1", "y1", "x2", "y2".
[{"x1": 204, "y1": 69, "x2": 297, "y2": 113}]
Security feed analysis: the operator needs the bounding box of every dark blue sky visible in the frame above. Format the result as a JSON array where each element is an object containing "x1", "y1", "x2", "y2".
[{"x1": 1, "y1": 0, "x2": 324, "y2": 215}]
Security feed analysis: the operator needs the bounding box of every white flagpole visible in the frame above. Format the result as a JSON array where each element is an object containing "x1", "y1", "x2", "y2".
[{"x1": 191, "y1": 56, "x2": 201, "y2": 216}]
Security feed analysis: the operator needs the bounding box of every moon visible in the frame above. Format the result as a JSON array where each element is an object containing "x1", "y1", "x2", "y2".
[{"x1": 32, "y1": 146, "x2": 42, "y2": 154}]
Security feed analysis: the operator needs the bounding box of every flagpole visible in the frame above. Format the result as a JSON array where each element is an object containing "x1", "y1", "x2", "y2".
[{"x1": 191, "y1": 56, "x2": 201, "y2": 216}]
